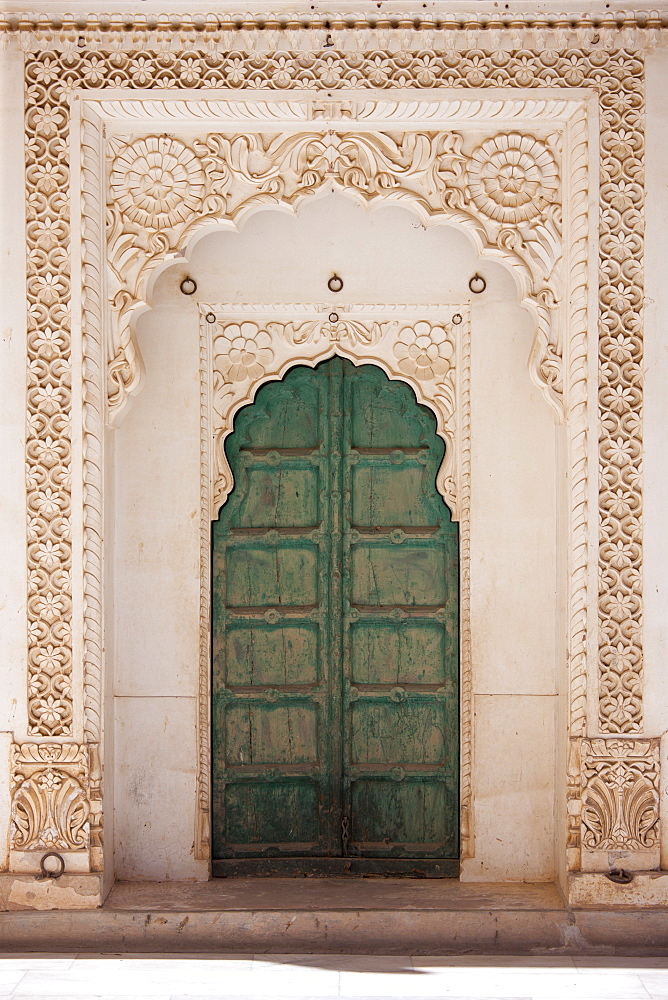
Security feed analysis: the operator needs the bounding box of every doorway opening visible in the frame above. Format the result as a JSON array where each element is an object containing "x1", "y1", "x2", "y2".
[{"x1": 211, "y1": 356, "x2": 459, "y2": 876}]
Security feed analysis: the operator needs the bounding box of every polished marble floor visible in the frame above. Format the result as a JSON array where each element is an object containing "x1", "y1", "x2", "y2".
[{"x1": 0, "y1": 953, "x2": 666, "y2": 999}]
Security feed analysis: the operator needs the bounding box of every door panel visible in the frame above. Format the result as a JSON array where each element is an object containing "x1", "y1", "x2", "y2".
[
  {"x1": 213, "y1": 357, "x2": 459, "y2": 872},
  {"x1": 212, "y1": 365, "x2": 337, "y2": 860}
]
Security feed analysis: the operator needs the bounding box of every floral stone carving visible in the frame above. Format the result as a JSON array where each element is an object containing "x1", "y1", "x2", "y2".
[
  {"x1": 467, "y1": 133, "x2": 559, "y2": 225},
  {"x1": 10, "y1": 743, "x2": 90, "y2": 852},
  {"x1": 109, "y1": 136, "x2": 206, "y2": 231},
  {"x1": 394, "y1": 321, "x2": 455, "y2": 382},
  {"x1": 208, "y1": 308, "x2": 464, "y2": 519},
  {"x1": 105, "y1": 126, "x2": 563, "y2": 421},
  {"x1": 580, "y1": 738, "x2": 659, "y2": 871}
]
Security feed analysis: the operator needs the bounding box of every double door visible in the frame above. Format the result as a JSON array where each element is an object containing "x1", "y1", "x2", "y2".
[{"x1": 212, "y1": 357, "x2": 459, "y2": 875}]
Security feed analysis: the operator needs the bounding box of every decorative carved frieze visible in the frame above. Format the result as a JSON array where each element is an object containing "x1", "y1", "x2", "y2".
[
  {"x1": 580, "y1": 738, "x2": 659, "y2": 871},
  {"x1": 3, "y1": 15, "x2": 665, "y2": 53},
  {"x1": 10, "y1": 743, "x2": 90, "y2": 852},
  {"x1": 105, "y1": 124, "x2": 563, "y2": 421}
]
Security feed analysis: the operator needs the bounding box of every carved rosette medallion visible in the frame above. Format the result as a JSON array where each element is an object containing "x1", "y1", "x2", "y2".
[
  {"x1": 393, "y1": 321, "x2": 455, "y2": 381},
  {"x1": 110, "y1": 137, "x2": 207, "y2": 232},
  {"x1": 10, "y1": 743, "x2": 90, "y2": 852},
  {"x1": 467, "y1": 133, "x2": 559, "y2": 224},
  {"x1": 213, "y1": 323, "x2": 274, "y2": 383}
]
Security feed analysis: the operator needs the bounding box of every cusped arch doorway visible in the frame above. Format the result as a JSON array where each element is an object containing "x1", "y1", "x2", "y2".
[{"x1": 212, "y1": 357, "x2": 459, "y2": 876}]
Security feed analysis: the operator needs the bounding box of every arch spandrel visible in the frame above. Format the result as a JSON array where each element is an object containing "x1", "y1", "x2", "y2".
[
  {"x1": 204, "y1": 307, "x2": 468, "y2": 520},
  {"x1": 100, "y1": 99, "x2": 577, "y2": 428}
]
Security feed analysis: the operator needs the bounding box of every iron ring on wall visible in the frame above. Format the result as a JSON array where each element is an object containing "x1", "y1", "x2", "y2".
[
  {"x1": 328, "y1": 274, "x2": 343, "y2": 293},
  {"x1": 468, "y1": 273, "x2": 486, "y2": 294},
  {"x1": 38, "y1": 852, "x2": 65, "y2": 880}
]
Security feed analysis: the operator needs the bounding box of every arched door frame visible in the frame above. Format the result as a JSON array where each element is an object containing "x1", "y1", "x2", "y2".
[{"x1": 73, "y1": 89, "x2": 600, "y2": 874}]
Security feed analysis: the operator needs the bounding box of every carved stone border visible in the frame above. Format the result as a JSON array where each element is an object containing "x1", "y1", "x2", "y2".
[{"x1": 17, "y1": 44, "x2": 647, "y2": 875}]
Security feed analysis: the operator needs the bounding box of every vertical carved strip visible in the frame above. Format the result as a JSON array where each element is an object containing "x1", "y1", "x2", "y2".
[
  {"x1": 25, "y1": 54, "x2": 73, "y2": 736},
  {"x1": 196, "y1": 315, "x2": 211, "y2": 859},
  {"x1": 80, "y1": 114, "x2": 105, "y2": 745},
  {"x1": 458, "y1": 315, "x2": 473, "y2": 858},
  {"x1": 566, "y1": 108, "x2": 593, "y2": 737},
  {"x1": 597, "y1": 53, "x2": 644, "y2": 734}
]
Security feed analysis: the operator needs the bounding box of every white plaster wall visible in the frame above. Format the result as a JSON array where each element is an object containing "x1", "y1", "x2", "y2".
[
  {"x1": 112, "y1": 295, "x2": 206, "y2": 880},
  {"x1": 0, "y1": 48, "x2": 28, "y2": 870},
  {"x1": 461, "y1": 284, "x2": 557, "y2": 882},
  {"x1": 644, "y1": 48, "x2": 668, "y2": 868},
  {"x1": 112, "y1": 192, "x2": 559, "y2": 880}
]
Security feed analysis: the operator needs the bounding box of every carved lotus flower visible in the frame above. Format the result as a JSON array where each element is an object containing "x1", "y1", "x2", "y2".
[
  {"x1": 215, "y1": 323, "x2": 274, "y2": 382},
  {"x1": 393, "y1": 322, "x2": 454, "y2": 381},
  {"x1": 468, "y1": 133, "x2": 559, "y2": 224},
  {"x1": 110, "y1": 137, "x2": 206, "y2": 231}
]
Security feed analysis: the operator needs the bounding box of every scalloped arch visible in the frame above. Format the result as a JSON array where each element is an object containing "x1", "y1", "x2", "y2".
[{"x1": 101, "y1": 114, "x2": 573, "y2": 427}]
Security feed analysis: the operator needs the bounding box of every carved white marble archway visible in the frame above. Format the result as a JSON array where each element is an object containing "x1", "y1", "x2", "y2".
[
  {"x1": 9, "y1": 32, "x2": 658, "y2": 907},
  {"x1": 73, "y1": 89, "x2": 595, "y2": 866}
]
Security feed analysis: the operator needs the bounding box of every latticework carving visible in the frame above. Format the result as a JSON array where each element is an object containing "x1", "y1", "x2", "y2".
[{"x1": 596, "y1": 53, "x2": 645, "y2": 733}]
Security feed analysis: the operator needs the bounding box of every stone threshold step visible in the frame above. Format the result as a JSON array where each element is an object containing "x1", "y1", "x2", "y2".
[{"x1": 0, "y1": 879, "x2": 666, "y2": 955}]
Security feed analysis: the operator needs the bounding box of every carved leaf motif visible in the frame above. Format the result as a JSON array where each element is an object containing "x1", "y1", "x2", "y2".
[
  {"x1": 280, "y1": 320, "x2": 388, "y2": 346},
  {"x1": 12, "y1": 770, "x2": 90, "y2": 851},
  {"x1": 581, "y1": 739, "x2": 659, "y2": 852}
]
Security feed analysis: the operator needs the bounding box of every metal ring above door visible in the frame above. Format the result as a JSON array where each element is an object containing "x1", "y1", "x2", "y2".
[{"x1": 328, "y1": 274, "x2": 344, "y2": 293}]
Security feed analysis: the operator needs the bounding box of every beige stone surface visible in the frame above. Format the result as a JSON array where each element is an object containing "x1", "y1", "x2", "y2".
[
  {"x1": 1, "y1": 879, "x2": 667, "y2": 954},
  {"x1": 461, "y1": 695, "x2": 556, "y2": 882},
  {"x1": 113, "y1": 698, "x2": 207, "y2": 882},
  {"x1": 106, "y1": 877, "x2": 565, "y2": 911},
  {"x1": 0, "y1": 874, "x2": 103, "y2": 911},
  {"x1": 569, "y1": 871, "x2": 668, "y2": 908}
]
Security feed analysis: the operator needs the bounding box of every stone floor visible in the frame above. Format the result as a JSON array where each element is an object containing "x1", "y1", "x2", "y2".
[{"x1": 0, "y1": 953, "x2": 666, "y2": 999}]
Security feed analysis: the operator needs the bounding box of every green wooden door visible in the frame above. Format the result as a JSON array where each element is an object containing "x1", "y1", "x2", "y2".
[{"x1": 212, "y1": 357, "x2": 459, "y2": 876}]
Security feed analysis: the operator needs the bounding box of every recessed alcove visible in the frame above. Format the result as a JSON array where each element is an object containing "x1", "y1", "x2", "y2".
[{"x1": 109, "y1": 192, "x2": 560, "y2": 883}]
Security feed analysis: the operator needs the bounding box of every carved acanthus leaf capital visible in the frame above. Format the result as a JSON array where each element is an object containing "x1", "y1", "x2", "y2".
[{"x1": 10, "y1": 743, "x2": 91, "y2": 853}]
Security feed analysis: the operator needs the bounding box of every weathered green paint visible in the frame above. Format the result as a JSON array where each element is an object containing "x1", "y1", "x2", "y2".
[{"x1": 212, "y1": 358, "x2": 459, "y2": 875}]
